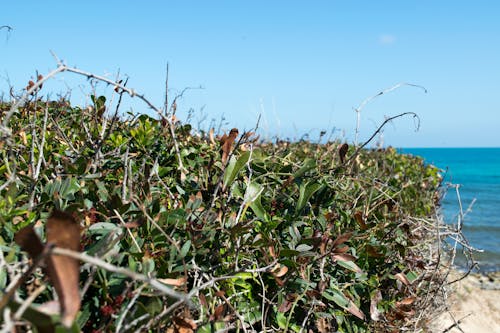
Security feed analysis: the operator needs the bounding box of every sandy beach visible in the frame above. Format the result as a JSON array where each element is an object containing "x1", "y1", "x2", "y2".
[{"x1": 432, "y1": 271, "x2": 500, "y2": 332}]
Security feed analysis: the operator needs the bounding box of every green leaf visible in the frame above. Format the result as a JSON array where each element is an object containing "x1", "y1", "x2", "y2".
[
  {"x1": 406, "y1": 270, "x2": 419, "y2": 283},
  {"x1": 324, "y1": 288, "x2": 349, "y2": 308},
  {"x1": 296, "y1": 182, "x2": 322, "y2": 213},
  {"x1": 246, "y1": 182, "x2": 267, "y2": 221},
  {"x1": 336, "y1": 259, "x2": 363, "y2": 273},
  {"x1": 223, "y1": 151, "x2": 251, "y2": 188},
  {"x1": 276, "y1": 311, "x2": 287, "y2": 329},
  {"x1": 295, "y1": 244, "x2": 313, "y2": 252},
  {"x1": 180, "y1": 240, "x2": 191, "y2": 258},
  {"x1": 293, "y1": 158, "x2": 316, "y2": 179}
]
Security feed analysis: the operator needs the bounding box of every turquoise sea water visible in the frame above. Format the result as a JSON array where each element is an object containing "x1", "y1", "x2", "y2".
[{"x1": 401, "y1": 148, "x2": 500, "y2": 272}]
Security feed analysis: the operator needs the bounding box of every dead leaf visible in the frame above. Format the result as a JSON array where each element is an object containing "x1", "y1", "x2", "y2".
[
  {"x1": 353, "y1": 211, "x2": 367, "y2": 230},
  {"x1": 211, "y1": 304, "x2": 226, "y2": 321},
  {"x1": 158, "y1": 277, "x2": 186, "y2": 287},
  {"x1": 305, "y1": 289, "x2": 321, "y2": 300},
  {"x1": 123, "y1": 217, "x2": 145, "y2": 229},
  {"x1": 14, "y1": 226, "x2": 45, "y2": 260},
  {"x1": 394, "y1": 272, "x2": 410, "y2": 286},
  {"x1": 26, "y1": 80, "x2": 35, "y2": 91},
  {"x1": 209, "y1": 128, "x2": 216, "y2": 145},
  {"x1": 269, "y1": 245, "x2": 276, "y2": 258},
  {"x1": 366, "y1": 245, "x2": 383, "y2": 257},
  {"x1": 278, "y1": 294, "x2": 296, "y2": 313},
  {"x1": 45, "y1": 210, "x2": 81, "y2": 327},
  {"x1": 338, "y1": 143, "x2": 349, "y2": 163},
  {"x1": 14, "y1": 210, "x2": 81, "y2": 328},
  {"x1": 333, "y1": 245, "x2": 350, "y2": 254},
  {"x1": 271, "y1": 264, "x2": 288, "y2": 277},
  {"x1": 172, "y1": 315, "x2": 197, "y2": 330},
  {"x1": 347, "y1": 299, "x2": 366, "y2": 320},
  {"x1": 220, "y1": 128, "x2": 239, "y2": 164},
  {"x1": 199, "y1": 293, "x2": 207, "y2": 309},
  {"x1": 332, "y1": 232, "x2": 352, "y2": 248},
  {"x1": 316, "y1": 316, "x2": 338, "y2": 333},
  {"x1": 331, "y1": 253, "x2": 357, "y2": 263},
  {"x1": 396, "y1": 296, "x2": 416, "y2": 308},
  {"x1": 37, "y1": 74, "x2": 44, "y2": 89}
]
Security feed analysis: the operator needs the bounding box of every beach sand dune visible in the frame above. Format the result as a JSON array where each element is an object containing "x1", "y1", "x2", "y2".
[{"x1": 433, "y1": 272, "x2": 500, "y2": 332}]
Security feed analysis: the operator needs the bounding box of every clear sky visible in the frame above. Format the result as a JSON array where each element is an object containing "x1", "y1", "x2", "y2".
[{"x1": 1, "y1": 1, "x2": 499, "y2": 147}]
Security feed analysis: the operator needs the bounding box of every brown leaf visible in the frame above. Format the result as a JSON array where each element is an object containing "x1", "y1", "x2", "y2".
[
  {"x1": 269, "y1": 245, "x2": 276, "y2": 258},
  {"x1": 172, "y1": 315, "x2": 197, "y2": 330},
  {"x1": 14, "y1": 226, "x2": 44, "y2": 259},
  {"x1": 220, "y1": 128, "x2": 239, "y2": 164},
  {"x1": 123, "y1": 217, "x2": 145, "y2": 229},
  {"x1": 278, "y1": 299, "x2": 293, "y2": 313},
  {"x1": 37, "y1": 74, "x2": 44, "y2": 89},
  {"x1": 271, "y1": 264, "x2": 288, "y2": 277},
  {"x1": 347, "y1": 299, "x2": 366, "y2": 320},
  {"x1": 338, "y1": 143, "x2": 349, "y2": 163},
  {"x1": 366, "y1": 245, "x2": 384, "y2": 257},
  {"x1": 199, "y1": 293, "x2": 207, "y2": 309},
  {"x1": 45, "y1": 210, "x2": 81, "y2": 327},
  {"x1": 332, "y1": 232, "x2": 352, "y2": 248},
  {"x1": 158, "y1": 277, "x2": 186, "y2": 287},
  {"x1": 394, "y1": 272, "x2": 410, "y2": 286},
  {"x1": 209, "y1": 128, "x2": 216, "y2": 145},
  {"x1": 331, "y1": 253, "x2": 357, "y2": 263},
  {"x1": 396, "y1": 296, "x2": 416, "y2": 308},
  {"x1": 212, "y1": 304, "x2": 226, "y2": 321},
  {"x1": 333, "y1": 245, "x2": 350, "y2": 254},
  {"x1": 26, "y1": 80, "x2": 35, "y2": 91},
  {"x1": 278, "y1": 293, "x2": 296, "y2": 313},
  {"x1": 305, "y1": 289, "x2": 321, "y2": 300},
  {"x1": 316, "y1": 316, "x2": 338, "y2": 333},
  {"x1": 353, "y1": 211, "x2": 367, "y2": 230}
]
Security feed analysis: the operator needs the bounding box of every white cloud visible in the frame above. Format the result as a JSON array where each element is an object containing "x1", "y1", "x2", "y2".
[{"x1": 378, "y1": 34, "x2": 396, "y2": 45}]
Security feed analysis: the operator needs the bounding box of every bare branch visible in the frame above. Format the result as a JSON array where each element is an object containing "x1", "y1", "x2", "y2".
[
  {"x1": 51, "y1": 247, "x2": 189, "y2": 303},
  {"x1": 354, "y1": 82, "x2": 427, "y2": 145}
]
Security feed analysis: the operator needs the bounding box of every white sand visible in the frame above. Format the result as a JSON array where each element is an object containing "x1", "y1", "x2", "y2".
[{"x1": 432, "y1": 272, "x2": 500, "y2": 332}]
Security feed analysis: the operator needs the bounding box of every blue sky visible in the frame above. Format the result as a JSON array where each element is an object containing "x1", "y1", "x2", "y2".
[{"x1": 1, "y1": 1, "x2": 499, "y2": 147}]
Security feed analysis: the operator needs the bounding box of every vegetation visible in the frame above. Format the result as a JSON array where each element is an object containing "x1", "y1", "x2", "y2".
[{"x1": 0, "y1": 72, "x2": 449, "y2": 332}]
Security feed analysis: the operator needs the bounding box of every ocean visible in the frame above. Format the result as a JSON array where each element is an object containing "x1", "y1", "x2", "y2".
[{"x1": 401, "y1": 148, "x2": 500, "y2": 272}]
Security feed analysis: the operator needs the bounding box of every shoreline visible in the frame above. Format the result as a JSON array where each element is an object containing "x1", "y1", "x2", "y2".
[{"x1": 432, "y1": 271, "x2": 500, "y2": 332}]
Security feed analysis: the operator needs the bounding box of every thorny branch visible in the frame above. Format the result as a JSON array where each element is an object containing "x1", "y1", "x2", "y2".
[{"x1": 1, "y1": 53, "x2": 186, "y2": 175}]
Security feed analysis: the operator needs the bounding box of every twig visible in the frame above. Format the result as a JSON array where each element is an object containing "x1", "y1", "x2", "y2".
[
  {"x1": 51, "y1": 247, "x2": 189, "y2": 303},
  {"x1": 0, "y1": 244, "x2": 53, "y2": 312},
  {"x1": 0, "y1": 161, "x2": 16, "y2": 192},
  {"x1": 138, "y1": 298, "x2": 185, "y2": 332},
  {"x1": 339, "y1": 112, "x2": 420, "y2": 171},
  {"x1": 2, "y1": 65, "x2": 66, "y2": 129},
  {"x1": 113, "y1": 209, "x2": 141, "y2": 253},
  {"x1": 33, "y1": 103, "x2": 49, "y2": 180},
  {"x1": 442, "y1": 313, "x2": 471, "y2": 332},
  {"x1": 115, "y1": 283, "x2": 146, "y2": 333},
  {"x1": 14, "y1": 284, "x2": 47, "y2": 321},
  {"x1": 1, "y1": 56, "x2": 186, "y2": 174},
  {"x1": 353, "y1": 82, "x2": 427, "y2": 145},
  {"x1": 122, "y1": 146, "x2": 130, "y2": 202}
]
